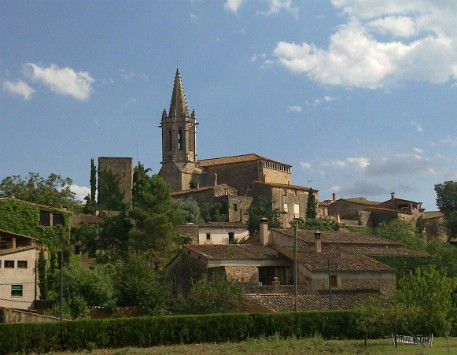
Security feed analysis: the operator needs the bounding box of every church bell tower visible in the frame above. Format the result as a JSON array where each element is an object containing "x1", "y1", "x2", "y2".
[{"x1": 159, "y1": 69, "x2": 200, "y2": 192}]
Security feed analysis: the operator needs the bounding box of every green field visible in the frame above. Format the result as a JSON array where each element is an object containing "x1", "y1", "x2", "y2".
[{"x1": 57, "y1": 336, "x2": 457, "y2": 354}]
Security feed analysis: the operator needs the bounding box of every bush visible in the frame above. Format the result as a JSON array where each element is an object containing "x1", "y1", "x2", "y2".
[{"x1": 0, "y1": 310, "x2": 366, "y2": 353}]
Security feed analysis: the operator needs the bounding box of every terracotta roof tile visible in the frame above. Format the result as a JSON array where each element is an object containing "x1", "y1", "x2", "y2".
[
  {"x1": 198, "y1": 153, "x2": 291, "y2": 168},
  {"x1": 184, "y1": 244, "x2": 280, "y2": 260},
  {"x1": 244, "y1": 291, "x2": 387, "y2": 312},
  {"x1": 277, "y1": 247, "x2": 395, "y2": 272}
]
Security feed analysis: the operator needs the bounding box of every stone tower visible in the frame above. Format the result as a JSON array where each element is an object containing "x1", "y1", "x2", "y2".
[
  {"x1": 98, "y1": 157, "x2": 133, "y2": 209},
  {"x1": 159, "y1": 69, "x2": 202, "y2": 192}
]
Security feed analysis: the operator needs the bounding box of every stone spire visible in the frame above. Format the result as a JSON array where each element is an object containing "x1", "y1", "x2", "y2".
[{"x1": 169, "y1": 68, "x2": 189, "y2": 117}]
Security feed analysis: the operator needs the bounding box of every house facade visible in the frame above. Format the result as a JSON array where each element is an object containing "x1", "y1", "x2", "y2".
[{"x1": 0, "y1": 229, "x2": 40, "y2": 310}]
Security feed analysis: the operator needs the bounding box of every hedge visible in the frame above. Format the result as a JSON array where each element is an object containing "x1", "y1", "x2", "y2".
[{"x1": 0, "y1": 311, "x2": 362, "y2": 354}]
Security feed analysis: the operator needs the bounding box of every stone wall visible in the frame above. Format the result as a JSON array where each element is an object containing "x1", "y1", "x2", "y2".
[
  {"x1": 0, "y1": 307, "x2": 60, "y2": 323},
  {"x1": 98, "y1": 157, "x2": 133, "y2": 209},
  {"x1": 224, "y1": 265, "x2": 258, "y2": 284}
]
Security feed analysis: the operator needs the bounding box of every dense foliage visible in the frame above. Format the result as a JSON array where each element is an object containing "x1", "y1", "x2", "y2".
[
  {"x1": 306, "y1": 187, "x2": 317, "y2": 220},
  {"x1": 175, "y1": 275, "x2": 243, "y2": 314},
  {"x1": 435, "y1": 180, "x2": 457, "y2": 239},
  {"x1": 247, "y1": 197, "x2": 282, "y2": 235},
  {"x1": 0, "y1": 172, "x2": 78, "y2": 210},
  {"x1": 0, "y1": 310, "x2": 364, "y2": 353}
]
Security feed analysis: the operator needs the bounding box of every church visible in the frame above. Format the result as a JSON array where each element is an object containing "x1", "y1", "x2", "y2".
[{"x1": 158, "y1": 69, "x2": 316, "y2": 226}]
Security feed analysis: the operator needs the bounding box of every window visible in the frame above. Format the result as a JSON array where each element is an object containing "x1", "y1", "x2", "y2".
[
  {"x1": 11, "y1": 285, "x2": 23, "y2": 297},
  {"x1": 4, "y1": 260, "x2": 14, "y2": 268},
  {"x1": 404, "y1": 269, "x2": 413, "y2": 278},
  {"x1": 206, "y1": 233, "x2": 211, "y2": 240},
  {"x1": 330, "y1": 275, "x2": 338, "y2": 288},
  {"x1": 39, "y1": 211, "x2": 51, "y2": 226},
  {"x1": 74, "y1": 245, "x2": 81, "y2": 255},
  {"x1": 53, "y1": 214, "x2": 65, "y2": 226},
  {"x1": 17, "y1": 261, "x2": 28, "y2": 268},
  {"x1": 233, "y1": 203, "x2": 238, "y2": 212},
  {"x1": 229, "y1": 232, "x2": 235, "y2": 244}
]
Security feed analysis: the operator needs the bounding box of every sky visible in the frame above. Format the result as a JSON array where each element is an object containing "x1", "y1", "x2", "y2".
[{"x1": 1, "y1": 0, "x2": 456, "y2": 211}]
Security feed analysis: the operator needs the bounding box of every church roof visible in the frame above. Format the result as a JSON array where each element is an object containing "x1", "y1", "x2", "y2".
[
  {"x1": 198, "y1": 153, "x2": 291, "y2": 168},
  {"x1": 169, "y1": 68, "x2": 189, "y2": 117}
]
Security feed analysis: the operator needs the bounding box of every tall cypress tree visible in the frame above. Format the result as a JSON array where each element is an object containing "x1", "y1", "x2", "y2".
[
  {"x1": 306, "y1": 188, "x2": 317, "y2": 220},
  {"x1": 38, "y1": 249, "x2": 48, "y2": 300}
]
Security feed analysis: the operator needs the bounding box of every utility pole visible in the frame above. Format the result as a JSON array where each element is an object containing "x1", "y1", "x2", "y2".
[
  {"x1": 60, "y1": 250, "x2": 63, "y2": 321},
  {"x1": 328, "y1": 257, "x2": 332, "y2": 310},
  {"x1": 293, "y1": 218, "x2": 298, "y2": 312}
]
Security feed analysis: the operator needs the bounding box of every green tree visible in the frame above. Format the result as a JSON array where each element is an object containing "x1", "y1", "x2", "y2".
[
  {"x1": 247, "y1": 198, "x2": 282, "y2": 236},
  {"x1": 0, "y1": 172, "x2": 78, "y2": 210},
  {"x1": 57, "y1": 264, "x2": 117, "y2": 319},
  {"x1": 306, "y1": 188, "x2": 317, "y2": 220},
  {"x1": 178, "y1": 198, "x2": 201, "y2": 223},
  {"x1": 374, "y1": 219, "x2": 426, "y2": 251},
  {"x1": 114, "y1": 252, "x2": 170, "y2": 315},
  {"x1": 357, "y1": 296, "x2": 394, "y2": 346},
  {"x1": 98, "y1": 170, "x2": 125, "y2": 211},
  {"x1": 395, "y1": 266, "x2": 455, "y2": 337},
  {"x1": 129, "y1": 164, "x2": 184, "y2": 268},
  {"x1": 175, "y1": 274, "x2": 242, "y2": 314},
  {"x1": 83, "y1": 158, "x2": 97, "y2": 214},
  {"x1": 435, "y1": 181, "x2": 457, "y2": 239},
  {"x1": 38, "y1": 250, "x2": 48, "y2": 300}
]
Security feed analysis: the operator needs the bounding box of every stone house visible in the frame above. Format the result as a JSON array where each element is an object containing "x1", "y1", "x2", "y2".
[
  {"x1": 176, "y1": 222, "x2": 249, "y2": 245},
  {"x1": 423, "y1": 211, "x2": 448, "y2": 242},
  {"x1": 0, "y1": 229, "x2": 40, "y2": 310}
]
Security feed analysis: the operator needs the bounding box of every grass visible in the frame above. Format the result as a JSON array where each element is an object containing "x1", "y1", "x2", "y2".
[{"x1": 55, "y1": 335, "x2": 457, "y2": 354}]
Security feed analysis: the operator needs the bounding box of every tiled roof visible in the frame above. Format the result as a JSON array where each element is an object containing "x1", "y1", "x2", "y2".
[
  {"x1": 277, "y1": 247, "x2": 395, "y2": 272},
  {"x1": 334, "y1": 245, "x2": 430, "y2": 258},
  {"x1": 252, "y1": 181, "x2": 311, "y2": 192},
  {"x1": 423, "y1": 211, "x2": 444, "y2": 219},
  {"x1": 0, "y1": 246, "x2": 37, "y2": 256},
  {"x1": 184, "y1": 244, "x2": 280, "y2": 260},
  {"x1": 341, "y1": 197, "x2": 380, "y2": 206},
  {"x1": 244, "y1": 291, "x2": 387, "y2": 312},
  {"x1": 198, "y1": 222, "x2": 247, "y2": 229},
  {"x1": 274, "y1": 229, "x2": 402, "y2": 246},
  {"x1": 198, "y1": 153, "x2": 291, "y2": 168},
  {"x1": 0, "y1": 229, "x2": 38, "y2": 240},
  {"x1": 171, "y1": 186, "x2": 214, "y2": 197}
]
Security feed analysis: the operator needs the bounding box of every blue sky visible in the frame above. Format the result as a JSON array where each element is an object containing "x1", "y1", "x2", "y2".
[{"x1": 1, "y1": 0, "x2": 456, "y2": 211}]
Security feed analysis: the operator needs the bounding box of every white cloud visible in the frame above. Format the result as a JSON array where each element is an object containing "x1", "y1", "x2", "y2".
[
  {"x1": 287, "y1": 105, "x2": 302, "y2": 112},
  {"x1": 24, "y1": 63, "x2": 94, "y2": 100},
  {"x1": 3, "y1": 80, "x2": 35, "y2": 100},
  {"x1": 411, "y1": 121, "x2": 423, "y2": 133},
  {"x1": 366, "y1": 154, "x2": 432, "y2": 177},
  {"x1": 322, "y1": 156, "x2": 369, "y2": 169},
  {"x1": 224, "y1": 0, "x2": 244, "y2": 14},
  {"x1": 70, "y1": 184, "x2": 90, "y2": 202},
  {"x1": 347, "y1": 157, "x2": 370, "y2": 169},
  {"x1": 190, "y1": 13, "x2": 199, "y2": 24},
  {"x1": 300, "y1": 161, "x2": 312, "y2": 169},
  {"x1": 274, "y1": 1, "x2": 457, "y2": 88},
  {"x1": 259, "y1": 0, "x2": 299, "y2": 17},
  {"x1": 306, "y1": 95, "x2": 336, "y2": 108}
]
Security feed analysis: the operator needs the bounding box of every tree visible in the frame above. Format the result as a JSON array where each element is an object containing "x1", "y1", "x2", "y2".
[
  {"x1": 98, "y1": 170, "x2": 125, "y2": 211},
  {"x1": 38, "y1": 250, "x2": 48, "y2": 300},
  {"x1": 0, "y1": 172, "x2": 78, "y2": 210},
  {"x1": 175, "y1": 274, "x2": 242, "y2": 314},
  {"x1": 178, "y1": 198, "x2": 201, "y2": 223},
  {"x1": 57, "y1": 264, "x2": 117, "y2": 319},
  {"x1": 434, "y1": 181, "x2": 457, "y2": 239},
  {"x1": 395, "y1": 266, "x2": 455, "y2": 337},
  {"x1": 247, "y1": 198, "x2": 282, "y2": 236},
  {"x1": 114, "y1": 252, "x2": 170, "y2": 315},
  {"x1": 128, "y1": 164, "x2": 184, "y2": 268},
  {"x1": 83, "y1": 158, "x2": 97, "y2": 214},
  {"x1": 374, "y1": 219, "x2": 426, "y2": 251},
  {"x1": 306, "y1": 188, "x2": 317, "y2": 220}
]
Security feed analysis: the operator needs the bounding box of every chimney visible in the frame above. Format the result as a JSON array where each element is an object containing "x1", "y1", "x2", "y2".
[
  {"x1": 314, "y1": 230, "x2": 321, "y2": 253},
  {"x1": 214, "y1": 173, "x2": 218, "y2": 186},
  {"x1": 259, "y1": 218, "x2": 270, "y2": 245},
  {"x1": 391, "y1": 192, "x2": 395, "y2": 200}
]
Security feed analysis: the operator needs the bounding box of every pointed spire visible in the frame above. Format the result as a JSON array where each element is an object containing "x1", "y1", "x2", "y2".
[{"x1": 169, "y1": 68, "x2": 189, "y2": 117}]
